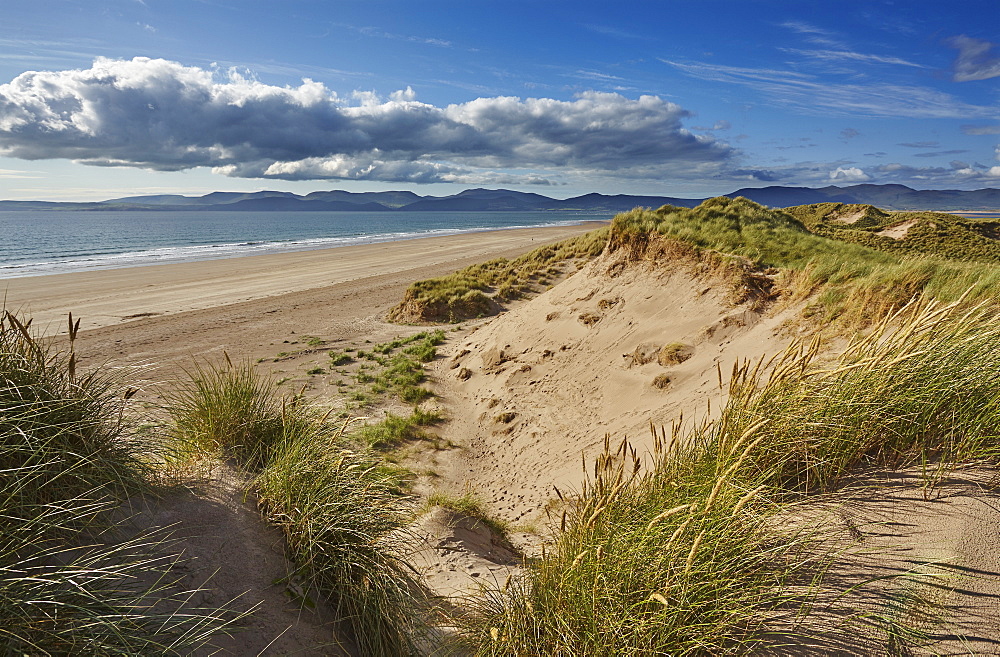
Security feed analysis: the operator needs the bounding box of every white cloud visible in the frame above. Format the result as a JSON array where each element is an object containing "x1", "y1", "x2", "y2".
[
  {"x1": 828, "y1": 166, "x2": 871, "y2": 182},
  {"x1": 662, "y1": 59, "x2": 995, "y2": 119},
  {"x1": 0, "y1": 167, "x2": 42, "y2": 179},
  {"x1": 778, "y1": 21, "x2": 846, "y2": 48},
  {"x1": 962, "y1": 125, "x2": 1000, "y2": 135},
  {"x1": 950, "y1": 35, "x2": 1000, "y2": 82},
  {"x1": 0, "y1": 57, "x2": 735, "y2": 184},
  {"x1": 782, "y1": 48, "x2": 927, "y2": 68},
  {"x1": 873, "y1": 160, "x2": 1000, "y2": 184}
]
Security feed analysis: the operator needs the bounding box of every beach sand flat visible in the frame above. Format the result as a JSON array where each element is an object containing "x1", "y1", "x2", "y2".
[
  {"x1": 2, "y1": 223, "x2": 602, "y2": 384},
  {"x1": 4, "y1": 223, "x2": 605, "y2": 332}
]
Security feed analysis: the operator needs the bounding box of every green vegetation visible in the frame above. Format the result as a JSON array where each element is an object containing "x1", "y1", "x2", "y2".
[
  {"x1": 388, "y1": 227, "x2": 609, "y2": 323},
  {"x1": 426, "y1": 490, "x2": 512, "y2": 539},
  {"x1": 169, "y1": 360, "x2": 428, "y2": 656},
  {"x1": 786, "y1": 202, "x2": 1000, "y2": 264},
  {"x1": 463, "y1": 299, "x2": 1000, "y2": 654},
  {"x1": 0, "y1": 312, "x2": 236, "y2": 654},
  {"x1": 355, "y1": 408, "x2": 442, "y2": 452},
  {"x1": 610, "y1": 197, "x2": 1000, "y2": 330},
  {"x1": 165, "y1": 357, "x2": 287, "y2": 471},
  {"x1": 349, "y1": 331, "x2": 445, "y2": 408},
  {"x1": 254, "y1": 423, "x2": 425, "y2": 655},
  {"x1": 329, "y1": 350, "x2": 352, "y2": 366}
]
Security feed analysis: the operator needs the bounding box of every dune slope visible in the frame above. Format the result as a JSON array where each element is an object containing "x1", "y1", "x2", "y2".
[{"x1": 432, "y1": 236, "x2": 800, "y2": 523}]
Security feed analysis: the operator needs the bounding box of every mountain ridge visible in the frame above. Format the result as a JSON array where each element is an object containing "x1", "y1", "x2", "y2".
[{"x1": 3, "y1": 184, "x2": 1000, "y2": 212}]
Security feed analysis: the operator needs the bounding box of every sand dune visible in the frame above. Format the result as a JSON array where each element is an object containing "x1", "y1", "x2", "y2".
[
  {"x1": 13, "y1": 221, "x2": 1000, "y2": 652},
  {"x1": 430, "y1": 238, "x2": 800, "y2": 523}
]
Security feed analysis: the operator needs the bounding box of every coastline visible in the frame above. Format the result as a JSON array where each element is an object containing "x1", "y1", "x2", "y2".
[
  {"x1": 9, "y1": 221, "x2": 604, "y2": 388},
  {"x1": 4, "y1": 221, "x2": 605, "y2": 333}
]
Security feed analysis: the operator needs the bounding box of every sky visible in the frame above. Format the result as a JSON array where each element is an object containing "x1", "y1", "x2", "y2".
[{"x1": 0, "y1": 0, "x2": 998, "y2": 201}]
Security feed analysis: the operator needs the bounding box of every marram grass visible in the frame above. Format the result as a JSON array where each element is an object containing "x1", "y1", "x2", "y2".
[
  {"x1": 461, "y1": 298, "x2": 1000, "y2": 655},
  {"x1": 389, "y1": 227, "x2": 609, "y2": 322},
  {"x1": 0, "y1": 311, "x2": 239, "y2": 655},
  {"x1": 167, "y1": 359, "x2": 429, "y2": 656},
  {"x1": 609, "y1": 197, "x2": 1000, "y2": 330}
]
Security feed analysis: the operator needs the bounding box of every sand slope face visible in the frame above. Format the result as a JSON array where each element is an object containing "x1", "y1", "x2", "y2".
[{"x1": 433, "y1": 243, "x2": 798, "y2": 523}]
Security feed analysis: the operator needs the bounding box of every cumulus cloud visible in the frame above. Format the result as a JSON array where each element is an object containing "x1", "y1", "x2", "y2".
[
  {"x1": 0, "y1": 57, "x2": 735, "y2": 184},
  {"x1": 950, "y1": 35, "x2": 1000, "y2": 82},
  {"x1": 692, "y1": 120, "x2": 731, "y2": 131},
  {"x1": 828, "y1": 166, "x2": 871, "y2": 182},
  {"x1": 727, "y1": 167, "x2": 782, "y2": 182}
]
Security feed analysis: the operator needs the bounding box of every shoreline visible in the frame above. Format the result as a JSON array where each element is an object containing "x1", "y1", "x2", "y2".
[
  {"x1": 3, "y1": 222, "x2": 604, "y2": 332},
  {"x1": 0, "y1": 216, "x2": 609, "y2": 280}
]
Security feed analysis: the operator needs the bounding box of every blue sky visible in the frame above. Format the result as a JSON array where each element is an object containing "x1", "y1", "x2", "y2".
[{"x1": 0, "y1": 0, "x2": 998, "y2": 201}]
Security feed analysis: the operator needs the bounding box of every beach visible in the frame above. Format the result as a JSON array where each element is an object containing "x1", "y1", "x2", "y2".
[{"x1": 4, "y1": 222, "x2": 602, "y2": 384}]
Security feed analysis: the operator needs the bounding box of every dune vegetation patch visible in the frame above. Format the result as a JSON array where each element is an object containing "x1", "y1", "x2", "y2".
[
  {"x1": 0, "y1": 310, "x2": 438, "y2": 655},
  {"x1": 388, "y1": 227, "x2": 609, "y2": 323},
  {"x1": 786, "y1": 201, "x2": 1000, "y2": 264},
  {"x1": 608, "y1": 197, "x2": 1000, "y2": 331},
  {"x1": 166, "y1": 359, "x2": 432, "y2": 655},
  {"x1": 0, "y1": 312, "x2": 241, "y2": 654}
]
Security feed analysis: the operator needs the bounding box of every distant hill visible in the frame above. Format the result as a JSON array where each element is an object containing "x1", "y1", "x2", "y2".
[
  {"x1": 729, "y1": 185, "x2": 1000, "y2": 211},
  {"x1": 2, "y1": 184, "x2": 999, "y2": 212}
]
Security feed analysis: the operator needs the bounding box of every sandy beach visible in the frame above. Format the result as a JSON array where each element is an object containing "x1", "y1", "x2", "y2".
[{"x1": 2, "y1": 223, "x2": 602, "y2": 383}]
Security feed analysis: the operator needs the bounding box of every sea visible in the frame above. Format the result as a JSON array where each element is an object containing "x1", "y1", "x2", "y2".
[{"x1": 0, "y1": 210, "x2": 612, "y2": 279}]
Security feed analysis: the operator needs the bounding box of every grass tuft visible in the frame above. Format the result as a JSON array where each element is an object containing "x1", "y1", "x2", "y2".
[
  {"x1": 168, "y1": 361, "x2": 429, "y2": 655},
  {"x1": 0, "y1": 311, "x2": 238, "y2": 654},
  {"x1": 388, "y1": 229, "x2": 609, "y2": 323},
  {"x1": 608, "y1": 197, "x2": 1000, "y2": 330},
  {"x1": 164, "y1": 359, "x2": 288, "y2": 471}
]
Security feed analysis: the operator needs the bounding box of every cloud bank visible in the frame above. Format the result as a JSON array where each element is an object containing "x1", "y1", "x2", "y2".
[{"x1": 0, "y1": 57, "x2": 734, "y2": 184}]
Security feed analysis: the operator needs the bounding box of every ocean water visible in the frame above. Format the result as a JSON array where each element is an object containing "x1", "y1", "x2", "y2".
[{"x1": 0, "y1": 210, "x2": 610, "y2": 279}]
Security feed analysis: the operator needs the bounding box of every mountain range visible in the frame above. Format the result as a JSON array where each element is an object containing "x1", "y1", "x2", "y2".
[{"x1": 3, "y1": 184, "x2": 1000, "y2": 212}]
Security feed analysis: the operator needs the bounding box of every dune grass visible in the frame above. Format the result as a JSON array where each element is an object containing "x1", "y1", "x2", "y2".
[
  {"x1": 610, "y1": 197, "x2": 1000, "y2": 330},
  {"x1": 425, "y1": 490, "x2": 513, "y2": 539},
  {"x1": 388, "y1": 227, "x2": 609, "y2": 323},
  {"x1": 355, "y1": 407, "x2": 442, "y2": 452},
  {"x1": 164, "y1": 356, "x2": 289, "y2": 471},
  {"x1": 462, "y1": 298, "x2": 1000, "y2": 654},
  {"x1": 786, "y1": 202, "x2": 1000, "y2": 264},
  {"x1": 254, "y1": 419, "x2": 427, "y2": 656},
  {"x1": 166, "y1": 359, "x2": 428, "y2": 656},
  {"x1": 0, "y1": 311, "x2": 238, "y2": 655}
]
